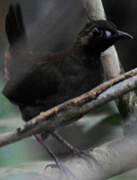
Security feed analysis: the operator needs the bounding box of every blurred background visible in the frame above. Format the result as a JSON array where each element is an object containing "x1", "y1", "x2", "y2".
[{"x1": 0, "y1": 0, "x2": 137, "y2": 179}]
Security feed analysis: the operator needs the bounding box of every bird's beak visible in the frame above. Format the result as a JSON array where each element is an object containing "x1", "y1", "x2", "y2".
[{"x1": 116, "y1": 30, "x2": 134, "y2": 40}]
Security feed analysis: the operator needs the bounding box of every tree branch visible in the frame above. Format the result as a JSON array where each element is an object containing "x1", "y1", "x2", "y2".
[
  {"x1": 43, "y1": 134, "x2": 137, "y2": 180},
  {"x1": 80, "y1": 1, "x2": 137, "y2": 179},
  {"x1": 0, "y1": 68, "x2": 137, "y2": 147},
  {"x1": 2, "y1": 133, "x2": 137, "y2": 180},
  {"x1": 83, "y1": 0, "x2": 137, "y2": 118}
]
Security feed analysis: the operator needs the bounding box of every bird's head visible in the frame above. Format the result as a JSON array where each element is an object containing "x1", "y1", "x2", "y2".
[{"x1": 81, "y1": 20, "x2": 133, "y2": 55}]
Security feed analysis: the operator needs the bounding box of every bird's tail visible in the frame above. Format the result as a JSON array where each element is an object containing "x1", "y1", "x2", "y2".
[{"x1": 5, "y1": 3, "x2": 27, "y2": 46}]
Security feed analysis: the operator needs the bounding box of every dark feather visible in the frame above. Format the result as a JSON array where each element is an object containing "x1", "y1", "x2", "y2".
[{"x1": 5, "y1": 3, "x2": 26, "y2": 45}]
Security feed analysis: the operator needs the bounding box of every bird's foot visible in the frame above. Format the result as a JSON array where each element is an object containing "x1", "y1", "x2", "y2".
[{"x1": 35, "y1": 134, "x2": 64, "y2": 170}]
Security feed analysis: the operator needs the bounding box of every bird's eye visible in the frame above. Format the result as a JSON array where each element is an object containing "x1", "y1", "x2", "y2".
[
  {"x1": 92, "y1": 27, "x2": 103, "y2": 37},
  {"x1": 105, "y1": 30, "x2": 112, "y2": 38}
]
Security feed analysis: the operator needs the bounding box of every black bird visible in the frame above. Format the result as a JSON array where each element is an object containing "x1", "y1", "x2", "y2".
[{"x1": 3, "y1": 4, "x2": 133, "y2": 162}]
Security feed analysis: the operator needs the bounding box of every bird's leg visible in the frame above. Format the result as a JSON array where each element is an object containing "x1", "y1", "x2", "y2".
[
  {"x1": 35, "y1": 134, "x2": 79, "y2": 178},
  {"x1": 52, "y1": 132, "x2": 93, "y2": 165},
  {"x1": 52, "y1": 132, "x2": 83, "y2": 155},
  {"x1": 35, "y1": 134, "x2": 62, "y2": 168}
]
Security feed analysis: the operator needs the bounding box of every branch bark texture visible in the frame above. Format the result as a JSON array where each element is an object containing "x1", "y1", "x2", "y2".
[
  {"x1": 0, "y1": 68, "x2": 137, "y2": 147},
  {"x1": 42, "y1": 135, "x2": 137, "y2": 180}
]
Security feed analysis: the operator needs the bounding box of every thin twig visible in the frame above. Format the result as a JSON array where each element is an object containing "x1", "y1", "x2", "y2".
[{"x1": 0, "y1": 68, "x2": 137, "y2": 147}]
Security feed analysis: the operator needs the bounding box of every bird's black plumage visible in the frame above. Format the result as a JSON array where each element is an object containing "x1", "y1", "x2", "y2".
[{"x1": 3, "y1": 4, "x2": 132, "y2": 123}]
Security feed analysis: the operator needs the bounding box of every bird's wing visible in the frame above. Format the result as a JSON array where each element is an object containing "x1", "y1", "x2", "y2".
[{"x1": 3, "y1": 4, "x2": 61, "y2": 104}]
